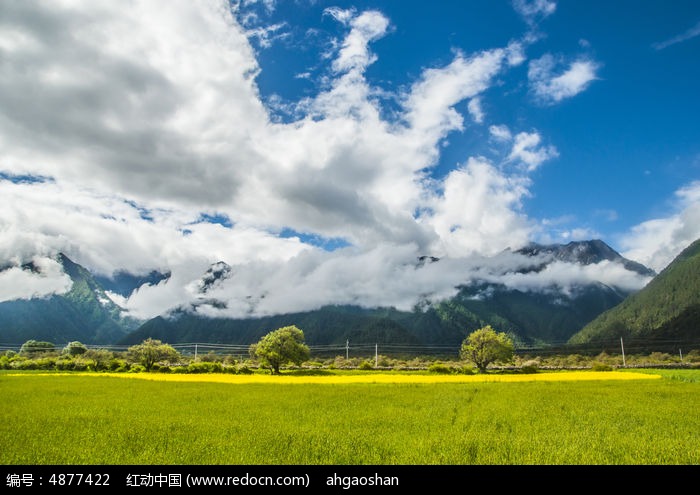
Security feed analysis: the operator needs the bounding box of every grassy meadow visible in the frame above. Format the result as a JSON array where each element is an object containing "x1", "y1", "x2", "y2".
[{"x1": 1, "y1": 370, "x2": 699, "y2": 465}]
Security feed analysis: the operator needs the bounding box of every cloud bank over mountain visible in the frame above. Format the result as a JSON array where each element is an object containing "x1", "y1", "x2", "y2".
[{"x1": 0, "y1": 1, "x2": 694, "y2": 317}]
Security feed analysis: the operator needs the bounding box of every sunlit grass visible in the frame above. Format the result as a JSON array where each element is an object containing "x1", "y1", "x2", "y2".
[{"x1": 1, "y1": 371, "x2": 697, "y2": 465}]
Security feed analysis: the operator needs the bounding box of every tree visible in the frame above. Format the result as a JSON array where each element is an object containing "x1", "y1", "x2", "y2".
[
  {"x1": 63, "y1": 341, "x2": 88, "y2": 356},
  {"x1": 19, "y1": 340, "x2": 55, "y2": 356},
  {"x1": 460, "y1": 325, "x2": 514, "y2": 373},
  {"x1": 127, "y1": 338, "x2": 180, "y2": 371},
  {"x1": 84, "y1": 349, "x2": 115, "y2": 371},
  {"x1": 250, "y1": 325, "x2": 310, "y2": 374}
]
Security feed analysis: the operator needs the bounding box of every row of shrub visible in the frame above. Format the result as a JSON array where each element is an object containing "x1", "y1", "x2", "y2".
[
  {"x1": 0, "y1": 352, "x2": 254, "y2": 374},
  {"x1": 2, "y1": 348, "x2": 698, "y2": 374}
]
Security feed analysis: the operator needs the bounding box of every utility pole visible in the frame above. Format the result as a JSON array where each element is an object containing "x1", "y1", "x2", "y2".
[
  {"x1": 346, "y1": 339, "x2": 349, "y2": 360},
  {"x1": 620, "y1": 337, "x2": 626, "y2": 367},
  {"x1": 375, "y1": 343, "x2": 378, "y2": 368},
  {"x1": 194, "y1": 344, "x2": 198, "y2": 361},
  {"x1": 679, "y1": 349, "x2": 683, "y2": 363}
]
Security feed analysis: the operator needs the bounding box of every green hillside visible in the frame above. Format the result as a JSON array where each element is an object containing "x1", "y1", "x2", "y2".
[
  {"x1": 123, "y1": 282, "x2": 628, "y2": 348},
  {"x1": 121, "y1": 306, "x2": 421, "y2": 348},
  {"x1": 570, "y1": 238, "x2": 700, "y2": 344},
  {"x1": 0, "y1": 254, "x2": 138, "y2": 344}
]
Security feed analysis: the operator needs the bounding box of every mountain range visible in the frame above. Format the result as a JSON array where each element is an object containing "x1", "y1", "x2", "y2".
[
  {"x1": 5, "y1": 238, "x2": 691, "y2": 352},
  {"x1": 570, "y1": 237, "x2": 700, "y2": 351},
  {"x1": 123, "y1": 239, "x2": 652, "y2": 347}
]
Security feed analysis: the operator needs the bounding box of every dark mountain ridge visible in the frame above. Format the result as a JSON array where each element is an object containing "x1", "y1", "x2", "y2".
[
  {"x1": 514, "y1": 239, "x2": 655, "y2": 276},
  {"x1": 122, "y1": 240, "x2": 654, "y2": 347},
  {"x1": 0, "y1": 240, "x2": 665, "y2": 349},
  {"x1": 570, "y1": 237, "x2": 700, "y2": 348}
]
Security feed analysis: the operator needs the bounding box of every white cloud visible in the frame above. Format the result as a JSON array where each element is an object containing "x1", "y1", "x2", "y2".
[
  {"x1": 508, "y1": 131, "x2": 559, "y2": 171},
  {"x1": 0, "y1": 257, "x2": 72, "y2": 302},
  {"x1": 425, "y1": 157, "x2": 534, "y2": 258},
  {"x1": 323, "y1": 7, "x2": 357, "y2": 26},
  {"x1": 0, "y1": 0, "x2": 267, "y2": 207},
  {"x1": 528, "y1": 54, "x2": 600, "y2": 104},
  {"x1": 496, "y1": 260, "x2": 650, "y2": 296},
  {"x1": 505, "y1": 41, "x2": 527, "y2": 67},
  {"x1": 620, "y1": 181, "x2": 700, "y2": 272},
  {"x1": 331, "y1": 10, "x2": 389, "y2": 73},
  {"x1": 0, "y1": 1, "x2": 514, "y2": 271},
  {"x1": 183, "y1": 243, "x2": 472, "y2": 317},
  {"x1": 467, "y1": 97, "x2": 485, "y2": 123},
  {"x1": 0, "y1": 180, "x2": 308, "y2": 278},
  {"x1": 131, "y1": 245, "x2": 651, "y2": 320},
  {"x1": 234, "y1": 0, "x2": 277, "y2": 17},
  {"x1": 403, "y1": 48, "x2": 508, "y2": 150},
  {"x1": 252, "y1": 0, "x2": 276, "y2": 13},
  {"x1": 488, "y1": 127, "x2": 558, "y2": 171},
  {"x1": 512, "y1": 0, "x2": 557, "y2": 25},
  {"x1": 0, "y1": 1, "x2": 644, "y2": 319},
  {"x1": 489, "y1": 124, "x2": 513, "y2": 141},
  {"x1": 244, "y1": 22, "x2": 288, "y2": 48},
  {"x1": 653, "y1": 20, "x2": 700, "y2": 50}
]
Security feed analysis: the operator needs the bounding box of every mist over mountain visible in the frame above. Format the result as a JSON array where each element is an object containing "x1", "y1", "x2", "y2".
[
  {"x1": 122, "y1": 239, "x2": 654, "y2": 346},
  {"x1": 0, "y1": 254, "x2": 139, "y2": 344},
  {"x1": 94, "y1": 270, "x2": 171, "y2": 298},
  {"x1": 0, "y1": 240, "x2": 662, "y2": 347},
  {"x1": 514, "y1": 240, "x2": 655, "y2": 276},
  {"x1": 120, "y1": 239, "x2": 652, "y2": 322}
]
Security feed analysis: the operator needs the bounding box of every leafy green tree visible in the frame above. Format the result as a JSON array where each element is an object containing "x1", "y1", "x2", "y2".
[
  {"x1": 84, "y1": 349, "x2": 115, "y2": 370},
  {"x1": 250, "y1": 325, "x2": 310, "y2": 374},
  {"x1": 19, "y1": 340, "x2": 55, "y2": 356},
  {"x1": 63, "y1": 341, "x2": 88, "y2": 356},
  {"x1": 127, "y1": 338, "x2": 180, "y2": 371},
  {"x1": 460, "y1": 325, "x2": 514, "y2": 373}
]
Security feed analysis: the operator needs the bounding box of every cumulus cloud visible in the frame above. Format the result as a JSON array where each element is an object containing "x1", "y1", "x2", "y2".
[
  {"x1": 403, "y1": 48, "x2": 507, "y2": 144},
  {"x1": 0, "y1": 179, "x2": 309, "y2": 277},
  {"x1": 528, "y1": 54, "x2": 600, "y2": 104},
  {"x1": 331, "y1": 10, "x2": 389, "y2": 73},
  {"x1": 620, "y1": 181, "x2": 700, "y2": 272},
  {"x1": 424, "y1": 158, "x2": 534, "y2": 258},
  {"x1": 487, "y1": 126, "x2": 558, "y2": 171},
  {"x1": 0, "y1": 1, "x2": 646, "y2": 319},
  {"x1": 0, "y1": 0, "x2": 267, "y2": 207},
  {"x1": 508, "y1": 131, "x2": 559, "y2": 171}
]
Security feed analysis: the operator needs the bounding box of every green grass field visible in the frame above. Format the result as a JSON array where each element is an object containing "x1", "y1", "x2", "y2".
[{"x1": 2, "y1": 370, "x2": 699, "y2": 465}]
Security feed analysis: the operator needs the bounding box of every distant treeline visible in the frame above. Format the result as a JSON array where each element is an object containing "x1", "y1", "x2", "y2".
[{"x1": 1, "y1": 337, "x2": 698, "y2": 373}]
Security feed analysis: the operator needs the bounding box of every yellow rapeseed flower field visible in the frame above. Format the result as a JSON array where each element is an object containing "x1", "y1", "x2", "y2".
[{"x1": 50, "y1": 370, "x2": 662, "y2": 385}]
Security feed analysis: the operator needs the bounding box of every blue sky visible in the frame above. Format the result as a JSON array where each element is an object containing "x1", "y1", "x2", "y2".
[
  {"x1": 244, "y1": 0, "x2": 700, "y2": 247},
  {"x1": 0, "y1": 0, "x2": 698, "y2": 317}
]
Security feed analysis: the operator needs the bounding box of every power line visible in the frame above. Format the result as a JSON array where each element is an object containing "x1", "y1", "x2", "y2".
[{"x1": 2, "y1": 337, "x2": 698, "y2": 359}]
